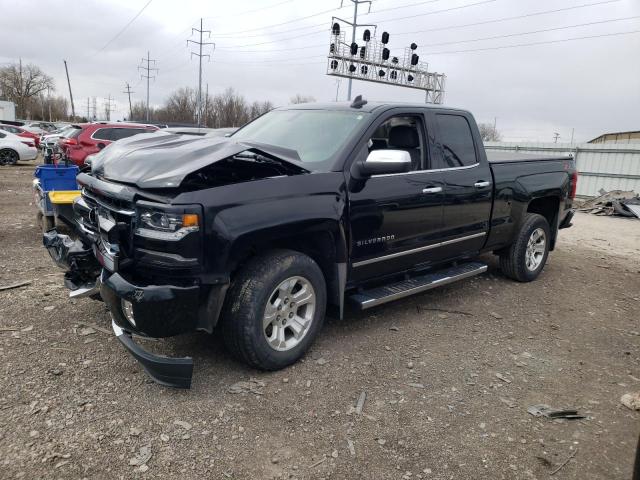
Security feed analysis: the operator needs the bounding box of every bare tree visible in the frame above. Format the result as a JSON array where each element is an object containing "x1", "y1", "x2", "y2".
[
  {"x1": 290, "y1": 94, "x2": 316, "y2": 104},
  {"x1": 24, "y1": 95, "x2": 69, "y2": 121},
  {"x1": 0, "y1": 60, "x2": 54, "y2": 118},
  {"x1": 161, "y1": 87, "x2": 197, "y2": 123},
  {"x1": 478, "y1": 122, "x2": 502, "y2": 142}
]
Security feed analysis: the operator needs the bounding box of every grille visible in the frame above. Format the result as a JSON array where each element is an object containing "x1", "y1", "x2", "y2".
[{"x1": 80, "y1": 189, "x2": 136, "y2": 258}]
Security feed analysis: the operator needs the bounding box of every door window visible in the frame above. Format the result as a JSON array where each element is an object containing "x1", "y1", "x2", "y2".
[
  {"x1": 111, "y1": 128, "x2": 146, "y2": 140},
  {"x1": 92, "y1": 128, "x2": 114, "y2": 141},
  {"x1": 435, "y1": 114, "x2": 477, "y2": 168},
  {"x1": 368, "y1": 115, "x2": 426, "y2": 171}
]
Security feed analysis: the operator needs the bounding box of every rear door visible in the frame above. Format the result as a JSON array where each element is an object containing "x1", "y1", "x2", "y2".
[
  {"x1": 431, "y1": 111, "x2": 493, "y2": 258},
  {"x1": 348, "y1": 109, "x2": 445, "y2": 282}
]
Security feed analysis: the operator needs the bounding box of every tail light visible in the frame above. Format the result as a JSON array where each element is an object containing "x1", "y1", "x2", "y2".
[
  {"x1": 569, "y1": 170, "x2": 578, "y2": 199},
  {"x1": 63, "y1": 138, "x2": 78, "y2": 146}
]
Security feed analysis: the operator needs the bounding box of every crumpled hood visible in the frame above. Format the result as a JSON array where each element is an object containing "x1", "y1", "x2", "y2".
[{"x1": 91, "y1": 132, "x2": 296, "y2": 189}]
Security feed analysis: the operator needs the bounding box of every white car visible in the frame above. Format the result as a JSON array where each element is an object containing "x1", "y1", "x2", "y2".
[
  {"x1": 0, "y1": 130, "x2": 38, "y2": 165},
  {"x1": 41, "y1": 125, "x2": 80, "y2": 151}
]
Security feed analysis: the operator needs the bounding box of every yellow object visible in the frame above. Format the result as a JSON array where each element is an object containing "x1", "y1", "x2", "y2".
[
  {"x1": 182, "y1": 213, "x2": 199, "y2": 227},
  {"x1": 48, "y1": 190, "x2": 81, "y2": 205}
]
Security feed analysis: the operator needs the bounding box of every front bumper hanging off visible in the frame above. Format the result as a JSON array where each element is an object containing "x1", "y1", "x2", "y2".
[
  {"x1": 44, "y1": 229, "x2": 196, "y2": 389},
  {"x1": 111, "y1": 321, "x2": 194, "y2": 389}
]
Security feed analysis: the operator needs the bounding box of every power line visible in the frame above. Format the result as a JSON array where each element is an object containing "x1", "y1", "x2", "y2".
[
  {"x1": 394, "y1": 0, "x2": 622, "y2": 37},
  {"x1": 211, "y1": 0, "x2": 443, "y2": 38},
  {"x1": 419, "y1": 15, "x2": 640, "y2": 48},
  {"x1": 95, "y1": 0, "x2": 153, "y2": 54},
  {"x1": 213, "y1": 5, "x2": 346, "y2": 36},
  {"x1": 215, "y1": 14, "x2": 640, "y2": 54},
  {"x1": 215, "y1": 0, "x2": 493, "y2": 38},
  {"x1": 213, "y1": 28, "x2": 639, "y2": 67},
  {"x1": 215, "y1": 0, "x2": 619, "y2": 48},
  {"x1": 188, "y1": 19, "x2": 215, "y2": 127},
  {"x1": 423, "y1": 29, "x2": 640, "y2": 55}
]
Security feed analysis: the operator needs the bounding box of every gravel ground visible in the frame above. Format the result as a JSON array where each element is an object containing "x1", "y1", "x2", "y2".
[{"x1": 1, "y1": 161, "x2": 639, "y2": 479}]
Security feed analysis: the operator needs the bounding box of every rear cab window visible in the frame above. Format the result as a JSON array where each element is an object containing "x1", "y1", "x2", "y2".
[{"x1": 434, "y1": 114, "x2": 477, "y2": 168}]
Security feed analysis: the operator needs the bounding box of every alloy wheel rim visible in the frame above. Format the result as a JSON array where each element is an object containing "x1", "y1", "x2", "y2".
[
  {"x1": 263, "y1": 276, "x2": 316, "y2": 352},
  {"x1": 525, "y1": 227, "x2": 546, "y2": 271}
]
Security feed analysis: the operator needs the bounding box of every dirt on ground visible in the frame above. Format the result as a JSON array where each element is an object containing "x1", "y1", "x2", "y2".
[{"x1": 1, "y1": 161, "x2": 639, "y2": 479}]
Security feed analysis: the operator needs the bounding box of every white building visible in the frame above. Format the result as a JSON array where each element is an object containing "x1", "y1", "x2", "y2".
[{"x1": 0, "y1": 100, "x2": 16, "y2": 122}]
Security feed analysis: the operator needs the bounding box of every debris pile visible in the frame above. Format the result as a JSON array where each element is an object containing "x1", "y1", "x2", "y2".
[{"x1": 578, "y1": 190, "x2": 640, "y2": 218}]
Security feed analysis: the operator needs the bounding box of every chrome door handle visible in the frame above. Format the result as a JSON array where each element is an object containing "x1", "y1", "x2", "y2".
[
  {"x1": 422, "y1": 187, "x2": 443, "y2": 194},
  {"x1": 474, "y1": 181, "x2": 491, "y2": 188}
]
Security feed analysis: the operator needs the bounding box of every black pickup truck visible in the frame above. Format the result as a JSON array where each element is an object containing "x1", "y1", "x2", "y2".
[{"x1": 44, "y1": 99, "x2": 577, "y2": 388}]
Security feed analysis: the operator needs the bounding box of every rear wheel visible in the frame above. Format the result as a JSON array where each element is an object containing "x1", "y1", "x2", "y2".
[
  {"x1": 499, "y1": 213, "x2": 550, "y2": 282},
  {"x1": 0, "y1": 149, "x2": 18, "y2": 166},
  {"x1": 221, "y1": 249, "x2": 326, "y2": 370}
]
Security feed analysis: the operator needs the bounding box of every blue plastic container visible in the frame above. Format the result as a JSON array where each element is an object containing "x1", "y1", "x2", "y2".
[
  {"x1": 34, "y1": 165, "x2": 79, "y2": 214},
  {"x1": 34, "y1": 165, "x2": 79, "y2": 192}
]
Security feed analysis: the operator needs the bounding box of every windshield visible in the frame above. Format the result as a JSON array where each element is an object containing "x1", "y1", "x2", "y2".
[{"x1": 231, "y1": 109, "x2": 368, "y2": 170}]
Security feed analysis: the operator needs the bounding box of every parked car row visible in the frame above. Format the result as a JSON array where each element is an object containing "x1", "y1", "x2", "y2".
[
  {"x1": 0, "y1": 129, "x2": 38, "y2": 165},
  {"x1": 0, "y1": 119, "x2": 236, "y2": 166}
]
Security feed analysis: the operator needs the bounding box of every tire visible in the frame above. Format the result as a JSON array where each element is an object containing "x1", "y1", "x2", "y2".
[
  {"x1": 220, "y1": 249, "x2": 327, "y2": 370},
  {"x1": 499, "y1": 213, "x2": 550, "y2": 282},
  {"x1": 0, "y1": 148, "x2": 18, "y2": 166}
]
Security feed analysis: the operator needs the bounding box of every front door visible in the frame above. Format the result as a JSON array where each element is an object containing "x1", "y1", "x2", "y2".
[{"x1": 348, "y1": 112, "x2": 445, "y2": 283}]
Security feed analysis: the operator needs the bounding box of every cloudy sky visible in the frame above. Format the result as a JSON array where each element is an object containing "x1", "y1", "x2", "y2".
[{"x1": 1, "y1": 0, "x2": 639, "y2": 141}]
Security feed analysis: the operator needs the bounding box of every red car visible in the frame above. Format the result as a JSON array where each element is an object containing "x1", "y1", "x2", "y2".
[
  {"x1": 0, "y1": 124, "x2": 41, "y2": 148},
  {"x1": 59, "y1": 122, "x2": 158, "y2": 166}
]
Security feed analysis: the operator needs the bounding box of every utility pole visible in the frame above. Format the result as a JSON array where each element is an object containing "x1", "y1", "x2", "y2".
[
  {"x1": 553, "y1": 132, "x2": 560, "y2": 143},
  {"x1": 63, "y1": 60, "x2": 76, "y2": 120},
  {"x1": 345, "y1": 0, "x2": 372, "y2": 101},
  {"x1": 203, "y1": 83, "x2": 209, "y2": 127},
  {"x1": 570, "y1": 128, "x2": 575, "y2": 145},
  {"x1": 103, "y1": 94, "x2": 116, "y2": 121},
  {"x1": 188, "y1": 19, "x2": 215, "y2": 127},
  {"x1": 87, "y1": 97, "x2": 90, "y2": 121},
  {"x1": 493, "y1": 117, "x2": 497, "y2": 139},
  {"x1": 47, "y1": 87, "x2": 52, "y2": 122},
  {"x1": 91, "y1": 97, "x2": 97, "y2": 121},
  {"x1": 138, "y1": 51, "x2": 158, "y2": 123},
  {"x1": 123, "y1": 82, "x2": 135, "y2": 120}
]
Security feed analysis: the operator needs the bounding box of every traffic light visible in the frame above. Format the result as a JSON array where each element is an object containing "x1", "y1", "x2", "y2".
[
  {"x1": 332, "y1": 23, "x2": 340, "y2": 35},
  {"x1": 381, "y1": 31, "x2": 389, "y2": 44},
  {"x1": 411, "y1": 54, "x2": 419, "y2": 66},
  {"x1": 350, "y1": 42, "x2": 358, "y2": 55},
  {"x1": 382, "y1": 48, "x2": 390, "y2": 61},
  {"x1": 363, "y1": 29, "x2": 371, "y2": 42}
]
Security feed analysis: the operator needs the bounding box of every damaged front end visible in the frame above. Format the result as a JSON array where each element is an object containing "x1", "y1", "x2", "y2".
[
  {"x1": 43, "y1": 230, "x2": 101, "y2": 298},
  {"x1": 41, "y1": 135, "x2": 310, "y2": 389}
]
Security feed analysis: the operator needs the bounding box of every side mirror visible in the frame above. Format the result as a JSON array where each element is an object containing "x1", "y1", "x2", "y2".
[
  {"x1": 97, "y1": 143, "x2": 106, "y2": 150},
  {"x1": 358, "y1": 149, "x2": 412, "y2": 176}
]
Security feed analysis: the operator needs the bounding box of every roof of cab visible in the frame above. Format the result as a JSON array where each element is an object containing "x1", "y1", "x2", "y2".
[{"x1": 279, "y1": 101, "x2": 469, "y2": 115}]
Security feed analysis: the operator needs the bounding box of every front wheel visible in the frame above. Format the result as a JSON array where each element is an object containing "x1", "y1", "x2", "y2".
[
  {"x1": 220, "y1": 249, "x2": 327, "y2": 370},
  {"x1": 499, "y1": 213, "x2": 550, "y2": 282}
]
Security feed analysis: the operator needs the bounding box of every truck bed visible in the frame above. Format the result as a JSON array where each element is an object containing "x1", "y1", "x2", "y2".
[{"x1": 486, "y1": 150, "x2": 572, "y2": 163}]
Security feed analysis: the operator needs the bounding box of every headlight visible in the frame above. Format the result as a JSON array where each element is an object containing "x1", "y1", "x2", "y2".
[{"x1": 135, "y1": 205, "x2": 200, "y2": 241}]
